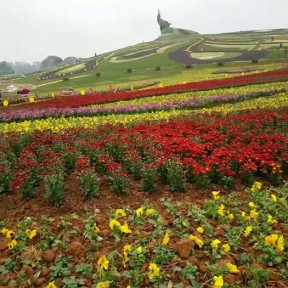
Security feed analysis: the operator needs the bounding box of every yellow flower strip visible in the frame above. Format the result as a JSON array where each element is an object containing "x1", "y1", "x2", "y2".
[
  {"x1": 88, "y1": 82, "x2": 288, "y2": 109},
  {"x1": 1, "y1": 110, "x2": 192, "y2": 133}
]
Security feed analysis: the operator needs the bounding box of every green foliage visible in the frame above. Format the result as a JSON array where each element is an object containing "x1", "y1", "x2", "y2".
[
  {"x1": 20, "y1": 167, "x2": 40, "y2": 198},
  {"x1": 79, "y1": 170, "x2": 99, "y2": 199},
  {"x1": 44, "y1": 172, "x2": 65, "y2": 207},
  {"x1": 141, "y1": 166, "x2": 157, "y2": 192},
  {"x1": 50, "y1": 256, "x2": 72, "y2": 279},
  {"x1": 166, "y1": 160, "x2": 185, "y2": 192},
  {"x1": 108, "y1": 173, "x2": 127, "y2": 195}
]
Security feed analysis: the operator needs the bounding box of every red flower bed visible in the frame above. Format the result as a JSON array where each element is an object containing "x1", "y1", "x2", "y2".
[
  {"x1": 2, "y1": 69, "x2": 288, "y2": 110},
  {"x1": 1, "y1": 107, "x2": 288, "y2": 197}
]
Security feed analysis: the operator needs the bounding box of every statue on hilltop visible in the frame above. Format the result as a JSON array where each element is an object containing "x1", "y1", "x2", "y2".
[{"x1": 157, "y1": 10, "x2": 171, "y2": 33}]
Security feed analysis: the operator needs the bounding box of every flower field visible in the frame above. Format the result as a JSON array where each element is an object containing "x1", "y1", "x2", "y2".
[{"x1": 1, "y1": 68, "x2": 288, "y2": 288}]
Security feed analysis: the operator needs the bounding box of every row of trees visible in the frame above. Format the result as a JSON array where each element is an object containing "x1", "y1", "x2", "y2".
[{"x1": 0, "y1": 56, "x2": 80, "y2": 76}]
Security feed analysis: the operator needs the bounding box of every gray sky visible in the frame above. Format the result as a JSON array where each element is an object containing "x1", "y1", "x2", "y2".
[{"x1": 1, "y1": 0, "x2": 287, "y2": 63}]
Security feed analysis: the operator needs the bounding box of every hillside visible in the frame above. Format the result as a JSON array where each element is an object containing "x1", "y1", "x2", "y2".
[{"x1": 5, "y1": 28, "x2": 288, "y2": 93}]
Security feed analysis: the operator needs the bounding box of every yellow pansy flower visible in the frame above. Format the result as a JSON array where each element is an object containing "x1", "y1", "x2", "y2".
[
  {"x1": 97, "y1": 255, "x2": 109, "y2": 270},
  {"x1": 148, "y1": 263, "x2": 160, "y2": 280},
  {"x1": 251, "y1": 181, "x2": 262, "y2": 191},
  {"x1": 277, "y1": 235, "x2": 285, "y2": 251},
  {"x1": 95, "y1": 281, "x2": 111, "y2": 288},
  {"x1": 115, "y1": 209, "x2": 127, "y2": 219},
  {"x1": 8, "y1": 239, "x2": 17, "y2": 250},
  {"x1": 250, "y1": 209, "x2": 258, "y2": 219},
  {"x1": 162, "y1": 233, "x2": 170, "y2": 245},
  {"x1": 211, "y1": 239, "x2": 221, "y2": 250},
  {"x1": 109, "y1": 219, "x2": 121, "y2": 230},
  {"x1": 6, "y1": 230, "x2": 15, "y2": 239},
  {"x1": 248, "y1": 202, "x2": 256, "y2": 208},
  {"x1": 136, "y1": 207, "x2": 143, "y2": 216},
  {"x1": 228, "y1": 213, "x2": 234, "y2": 221},
  {"x1": 1, "y1": 228, "x2": 9, "y2": 235},
  {"x1": 244, "y1": 226, "x2": 253, "y2": 237},
  {"x1": 271, "y1": 194, "x2": 277, "y2": 202},
  {"x1": 189, "y1": 235, "x2": 204, "y2": 248},
  {"x1": 137, "y1": 246, "x2": 143, "y2": 253},
  {"x1": 25, "y1": 229, "x2": 37, "y2": 239},
  {"x1": 120, "y1": 223, "x2": 132, "y2": 234},
  {"x1": 265, "y1": 234, "x2": 279, "y2": 248},
  {"x1": 222, "y1": 244, "x2": 230, "y2": 253},
  {"x1": 267, "y1": 215, "x2": 278, "y2": 225},
  {"x1": 212, "y1": 191, "x2": 221, "y2": 200},
  {"x1": 226, "y1": 262, "x2": 239, "y2": 273},
  {"x1": 213, "y1": 275, "x2": 224, "y2": 288},
  {"x1": 146, "y1": 209, "x2": 156, "y2": 216},
  {"x1": 46, "y1": 282, "x2": 57, "y2": 288},
  {"x1": 218, "y1": 204, "x2": 225, "y2": 216},
  {"x1": 197, "y1": 227, "x2": 204, "y2": 234},
  {"x1": 124, "y1": 244, "x2": 132, "y2": 254}
]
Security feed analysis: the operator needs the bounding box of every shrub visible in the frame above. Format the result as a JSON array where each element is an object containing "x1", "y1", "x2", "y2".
[
  {"x1": 20, "y1": 167, "x2": 40, "y2": 198},
  {"x1": 141, "y1": 166, "x2": 157, "y2": 192},
  {"x1": 166, "y1": 160, "x2": 185, "y2": 192},
  {"x1": 63, "y1": 77, "x2": 69, "y2": 81},
  {"x1": 155, "y1": 66, "x2": 161, "y2": 71},
  {"x1": 251, "y1": 59, "x2": 258, "y2": 64},
  {"x1": 217, "y1": 62, "x2": 224, "y2": 67},
  {"x1": 96, "y1": 72, "x2": 101, "y2": 77},
  {"x1": 44, "y1": 173, "x2": 65, "y2": 207},
  {"x1": 127, "y1": 68, "x2": 132, "y2": 73},
  {"x1": 185, "y1": 64, "x2": 192, "y2": 69},
  {"x1": 79, "y1": 170, "x2": 99, "y2": 199}
]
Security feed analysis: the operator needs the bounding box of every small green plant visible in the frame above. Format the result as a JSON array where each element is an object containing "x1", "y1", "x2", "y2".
[
  {"x1": 195, "y1": 175, "x2": 211, "y2": 189},
  {"x1": 96, "y1": 72, "x2": 101, "y2": 77},
  {"x1": 79, "y1": 170, "x2": 99, "y2": 199},
  {"x1": 0, "y1": 172, "x2": 11, "y2": 195},
  {"x1": 20, "y1": 167, "x2": 40, "y2": 198},
  {"x1": 219, "y1": 176, "x2": 235, "y2": 190},
  {"x1": 44, "y1": 172, "x2": 65, "y2": 207},
  {"x1": 141, "y1": 166, "x2": 157, "y2": 192},
  {"x1": 64, "y1": 152, "x2": 79, "y2": 173},
  {"x1": 127, "y1": 68, "x2": 132, "y2": 73},
  {"x1": 155, "y1": 66, "x2": 161, "y2": 71},
  {"x1": 63, "y1": 77, "x2": 69, "y2": 81},
  {"x1": 166, "y1": 160, "x2": 185, "y2": 192},
  {"x1": 241, "y1": 171, "x2": 255, "y2": 186},
  {"x1": 75, "y1": 263, "x2": 93, "y2": 277},
  {"x1": 62, "y1": 276, "x2": 85, "y2": 288},
  {"x1": 50, "y1": 255, "x2": 72, "y2": 279}
]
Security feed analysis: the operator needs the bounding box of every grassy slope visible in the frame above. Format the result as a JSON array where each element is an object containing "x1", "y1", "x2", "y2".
[{"x1": 12, "y1": 29, "x2": 288, "y2": 94}]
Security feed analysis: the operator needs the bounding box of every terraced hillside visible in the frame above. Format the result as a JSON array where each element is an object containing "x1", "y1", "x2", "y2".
[{"x1": 2, "y1": 28, "x2": 287, "y2": 95}]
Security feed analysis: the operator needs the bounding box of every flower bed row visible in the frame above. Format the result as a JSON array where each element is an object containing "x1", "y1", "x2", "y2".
[
  {"x1": 90, "y1": 81, "x2": 288, "y2": 109},
  {"x1": 2, "y1": 69, "x2": 288, "y2": 110},
  {"x1": 1, "y1": 107, "x2": 288, "y2": 201},
  {"x1": 1, "y1": 184, "x2": 288, "y2": 287},
  {"x1": 0, "y1": 88, "x2": 283, "y2": 123},
  {"x1": 2, "y1": 90, "x2": 288, "y2": 133}
]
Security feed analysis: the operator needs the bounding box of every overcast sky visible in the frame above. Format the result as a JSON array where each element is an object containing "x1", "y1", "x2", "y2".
[{"x1": 1, "y1": 0, "x2": 287, "y2": 63}]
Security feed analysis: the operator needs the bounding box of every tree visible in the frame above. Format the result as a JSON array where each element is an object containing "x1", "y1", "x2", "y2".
[
  {"x1": 0, "y1": 61, "x2": 14, "y2": 76},
  {"x1": 40, "y1": 56, "x2": 63, "y2": 70}
]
